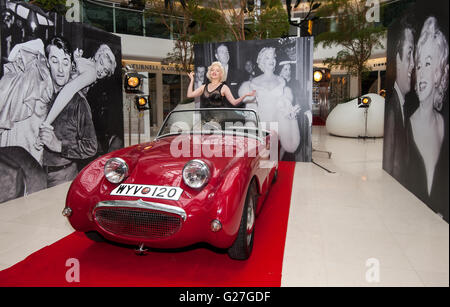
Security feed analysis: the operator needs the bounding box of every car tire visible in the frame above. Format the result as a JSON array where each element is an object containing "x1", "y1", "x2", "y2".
[
  {"x1": 85, "y1": 231, "x2": 106, "y2": 242},
  {"x1": 227, "y1": 180, "x2": 257, "y2": 260}
]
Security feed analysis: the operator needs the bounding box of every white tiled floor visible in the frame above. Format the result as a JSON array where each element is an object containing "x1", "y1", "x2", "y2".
[
  {"x1": 281, "y1": 126, "x2": 449, "y2": 287},
  {"x1": 0, "y1": 182, "x2": 73, "y2": 270},
  {"x1": 0, "y1": 126, "x2": 448, "y2": 286}
]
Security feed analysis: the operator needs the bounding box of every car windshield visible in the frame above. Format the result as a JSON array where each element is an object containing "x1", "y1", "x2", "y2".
[{"x1": 157, "y1": 108, "x2": 260, "y2": 138}]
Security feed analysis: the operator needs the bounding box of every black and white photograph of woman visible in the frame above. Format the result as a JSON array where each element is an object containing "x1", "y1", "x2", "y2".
[
  {"x1": 193, "y1": 37, "x2": 313, "y2": 162},
  {"x1": 407, "y1": 15, "x2": 449, "y2": 205},
  {"x1": 239, "y1": 47, "x2": 301, "y2": 158}
]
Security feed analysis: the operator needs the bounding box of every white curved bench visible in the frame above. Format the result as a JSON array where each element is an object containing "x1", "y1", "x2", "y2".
[{"x1": 325, "y1": 94, "x2": 385, "y2": 138}]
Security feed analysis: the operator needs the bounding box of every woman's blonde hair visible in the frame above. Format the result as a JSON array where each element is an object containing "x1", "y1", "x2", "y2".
[
  {"x1": 206, "y1": 61, "x2": 227, "y2": 82},
  {"x1": 256, "y1": 47, "x2": 276, "y2": 73},
  {"x1": 94, "y1": 44, "x2": 117, "y2": 78},
  {"x1": 415, "y1": 16, "x2": 449, "y2": 111}
]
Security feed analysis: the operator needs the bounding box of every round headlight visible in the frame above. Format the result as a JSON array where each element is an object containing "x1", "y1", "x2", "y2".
[
  {"x1": 182, "y1": 159, "x2": 210, "y2": 189},
  {"x1": 104, "y1": 158, "x2": 129, "y2": 184}
]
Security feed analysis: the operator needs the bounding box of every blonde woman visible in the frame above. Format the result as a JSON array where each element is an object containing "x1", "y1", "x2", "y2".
[
  {"x1": 187, "y1": 61, "x2": 255, "y2": 108},
  {"x1": 408, "y1": 16, "x2": 449, "y2": 197},
  {"x1": 238, "y1": 47, "x2": 301, "y2": 155}
]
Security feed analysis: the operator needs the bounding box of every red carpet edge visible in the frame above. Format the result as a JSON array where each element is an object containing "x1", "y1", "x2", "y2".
[{"x1": 0, "y1": 161, "x2": 296, "y2": 287}]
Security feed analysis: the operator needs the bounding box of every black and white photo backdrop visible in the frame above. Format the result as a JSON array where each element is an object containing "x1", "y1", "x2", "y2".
[
  {"x1": 194, "y1": 37, "x2": 313, "y2": 162},
  {"x1": 0, "y1": 0, "x2": 123, "y2": 203},
  {"x1": 383, "y1": 0, "x2": 449, "y2": 222}
]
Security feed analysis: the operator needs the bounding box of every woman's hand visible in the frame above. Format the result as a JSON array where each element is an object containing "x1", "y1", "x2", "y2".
[
  {"x1": 188, "y1": 72, "x2": 195, "y2": 82},
  {"x1": 37, "y1": 122, "x2": 62, "y2": 152},
  {"x1": 246, "y1": 90, "x2": 256, "y2": 97},
  {"x1": 278, "y1": 98, "x2": 301, "y2": 120},
  {"x1": 74, "y1": 48, "x2": 83, "y2": 59}
]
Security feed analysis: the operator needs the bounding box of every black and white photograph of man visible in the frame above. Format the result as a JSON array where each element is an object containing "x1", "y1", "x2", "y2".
[
  {"x1": 38, "y1": 36, "x2": 98, "y2": 188},
  {"x1": 0, "y1": 0, "x2": 123, "y2": 202},
  {"x1": 383, "y1": 14, "x2": 416, "y2": 183},
  {"x1": 214, "y1": 43, "x2": 244, "y2": 101},
  {"x1": 193, "y1": 65, "x2": 206, "y2": 108}
]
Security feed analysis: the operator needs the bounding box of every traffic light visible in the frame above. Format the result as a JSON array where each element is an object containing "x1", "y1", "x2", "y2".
[
  {"x1": 124, "y1": 72, "x2": 145, "y2": 93},
  {"x1": 135, "y1": 95, "x2": 149, "y2": 111}
]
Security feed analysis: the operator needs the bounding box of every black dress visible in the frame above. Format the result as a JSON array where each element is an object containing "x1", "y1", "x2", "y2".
[
  {"x1": 405, "y1": 117, "x2": 449, "y2": 222},
  {"x1": 200, "y1": 82, "x2": 226, "y2": 108}
]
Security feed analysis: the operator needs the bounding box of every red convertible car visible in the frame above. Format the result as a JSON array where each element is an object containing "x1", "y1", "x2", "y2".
[{"x1": 63, "y1": 108, "x2": 278, "y2": 260}]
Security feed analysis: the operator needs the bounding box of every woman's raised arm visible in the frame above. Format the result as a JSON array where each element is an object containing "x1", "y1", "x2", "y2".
[
  {"x1": 186, "y1": 72, "x2": 206, "y2": 98},
  {"x1": 44, "y1": 67, "x2": 96, "y2": 125},
  {"x1": 222, "y1": 84, "x2": 256, "y2": 106}
]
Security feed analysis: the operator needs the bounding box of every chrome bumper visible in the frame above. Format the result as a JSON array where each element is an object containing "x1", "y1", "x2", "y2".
[{"x1": 94, "y1": 199, "x2": 187, "y2": 221}]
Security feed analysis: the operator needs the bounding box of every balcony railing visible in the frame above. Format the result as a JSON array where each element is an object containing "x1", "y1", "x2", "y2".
[{"x1": 81, "y1": 0, "x2": 177, "y2": 39}]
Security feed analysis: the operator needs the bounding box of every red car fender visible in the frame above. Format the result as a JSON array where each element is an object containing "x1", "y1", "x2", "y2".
[{"x1": 206, "y1": 158, "x2": 258, "y2": 245}]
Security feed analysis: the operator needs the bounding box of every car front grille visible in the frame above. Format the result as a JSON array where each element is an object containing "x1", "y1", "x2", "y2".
[{"x1": 94, "y1": 207, "x2": 183, "y2": 239}]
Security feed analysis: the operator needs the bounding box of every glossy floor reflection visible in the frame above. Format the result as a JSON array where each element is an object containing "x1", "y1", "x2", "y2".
[
  {"x1": 0, "y1": 126, "x2": 448, "y2": 286},
  {"x1": 282, "y1": 126, "x2": 449, "y2": 286}
]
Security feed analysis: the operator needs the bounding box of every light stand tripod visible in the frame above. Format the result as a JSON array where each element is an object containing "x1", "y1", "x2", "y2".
[
  {"x1": 359, "y1": 107, "x2": 369, "y2": 139},
  {"x1": 357, "y1": 96, "x2": 375, "y2": 140}
]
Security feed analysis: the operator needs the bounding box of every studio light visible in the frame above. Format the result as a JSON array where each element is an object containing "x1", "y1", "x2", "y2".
[
  {"x1": 124, "y1": 72, "x2": 144, "y2": 93},
  {"x1": 313, "y1": 68, "x2": 331, "y2": 84},
  {"x1": 358, "y1": 96, "x2": 372, "y2": 108},
  {"x1": 135, "y1": 95, "x2": 149, "y2": 111},
  {"x1": 313, "y1": 70, "x2": 323, "y2": 82}
]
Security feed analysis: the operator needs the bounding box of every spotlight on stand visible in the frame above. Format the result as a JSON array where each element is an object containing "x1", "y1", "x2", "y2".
[
  {"x1": 358, "y1": 96, "x2": 373, "y2": 139},
  {"x1": 313, "y1": 68, "x2": 330, "y2": 84},
  {"x1": 124, "y1": 72, "x2": 145, "y2": 93},
  {"x1": 358, "y1": 96, "x2": 372, "y2": 108},
  {"x1": 135, "y1": 95, "x2": 149, "y2": 111},
  {"x1": 313, "y1": 70, "x2": 323, "y2": 83}
]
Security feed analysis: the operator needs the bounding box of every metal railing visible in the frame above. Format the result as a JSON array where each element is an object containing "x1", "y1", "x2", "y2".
[{"x1": 81, "y1": 0, "x2": 181, "y2": 39}]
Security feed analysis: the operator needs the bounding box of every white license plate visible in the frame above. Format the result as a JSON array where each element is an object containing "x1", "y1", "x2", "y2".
[{"x1": 110, "y1": 184, "x2": 183, "y2": 201}]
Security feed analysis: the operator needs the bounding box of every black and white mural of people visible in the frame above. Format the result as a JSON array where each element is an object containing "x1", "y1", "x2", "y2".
[
  {"x1": 383, "y1": 0, "x2": 449, "y2": 222},
  {"x1": 194, "y1": 37, "x2": 313, "y2": 162},
  {"x1": 0, "y1": 0, "x2": 123, "y2": 203}
]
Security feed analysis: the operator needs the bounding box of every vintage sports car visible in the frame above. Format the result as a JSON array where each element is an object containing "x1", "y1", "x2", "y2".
[{"x1": 63, "y1": 108, "x2": 278, "y2": 260}]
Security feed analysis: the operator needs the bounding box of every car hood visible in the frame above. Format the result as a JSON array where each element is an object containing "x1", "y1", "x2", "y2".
[{"x1": 121, "y1": 134, "x2": 261, "y2": 188}]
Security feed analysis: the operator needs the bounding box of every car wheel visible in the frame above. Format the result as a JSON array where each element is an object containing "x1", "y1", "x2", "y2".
[
  {"x1": 227, "y1": 180, "x2": 257, "y2": 260},
  {"x1": 85, "y1": 231, "x2": 106, "y2": 242}
]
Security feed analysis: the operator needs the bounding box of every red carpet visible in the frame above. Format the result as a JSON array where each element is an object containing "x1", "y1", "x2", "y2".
[
  {"x1": 313, "y1": 116, "x2": 326, "y2": 126},
  {"x1": 0, "y1": 162, "x2": 296, "y2": 287}
]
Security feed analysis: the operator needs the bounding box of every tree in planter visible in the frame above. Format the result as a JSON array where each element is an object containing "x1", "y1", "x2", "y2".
[
  {"x1": 164, "y1": 0, "x2": 316, "y2": 37},
  {"x1": 147, "y1": 0, "x2": 195, "y2": 72},
  {"x1": 214, "y1": 0, "x2": 248, "y2": 41},
  {"x1": 247, "y1": 0, "x2": 289, "y2": 40},
  {"x1": 146, "y1": 0, "x2": 229, "y2": 71},
  {"x1": 314, "y1": 0, "x2": 385, "y2": 97},
  {"x1": 213, "y1": 0, "x2": 290, "y2": 41}
]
